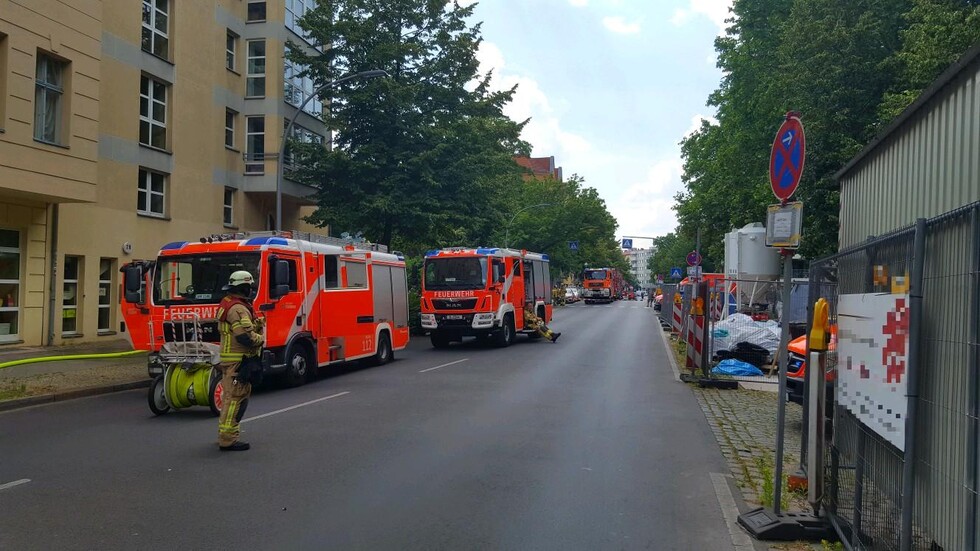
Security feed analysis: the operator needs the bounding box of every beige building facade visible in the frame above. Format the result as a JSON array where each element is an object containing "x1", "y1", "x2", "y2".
[{"x1": 0, "y1": 0, "x2": 326, "y2": 347}]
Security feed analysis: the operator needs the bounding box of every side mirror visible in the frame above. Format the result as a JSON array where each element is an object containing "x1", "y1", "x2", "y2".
[
  {"x1": 270, "y1": 260, "x2": 290, "y2": 299},
  {"x1": 122, "y1": 265, "x2": 144, "y2": 304}
]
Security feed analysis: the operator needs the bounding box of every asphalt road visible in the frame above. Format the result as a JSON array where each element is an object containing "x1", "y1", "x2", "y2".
[{"x1": 0, "y1": 301, "x2": 745, "y2": 550}]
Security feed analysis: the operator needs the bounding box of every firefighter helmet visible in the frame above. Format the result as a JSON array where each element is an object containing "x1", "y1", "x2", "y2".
[{"x1": 223, "y1": 270, "x2": 255, "y2": 292}]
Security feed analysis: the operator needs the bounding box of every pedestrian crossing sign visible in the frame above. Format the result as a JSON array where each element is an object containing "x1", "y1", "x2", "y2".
[{"x1": 669, "y1": 267, "x2": 683, "y2": 279}]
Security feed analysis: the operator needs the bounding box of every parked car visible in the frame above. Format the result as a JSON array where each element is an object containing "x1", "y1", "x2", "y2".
[{"x1": 564, "y1": 287, "x2": 581, "y2": 303}]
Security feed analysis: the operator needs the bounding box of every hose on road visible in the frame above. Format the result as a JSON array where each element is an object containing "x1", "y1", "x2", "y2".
[{"x1": 0, "y1": 350, "x2": 147, "y2": 370}]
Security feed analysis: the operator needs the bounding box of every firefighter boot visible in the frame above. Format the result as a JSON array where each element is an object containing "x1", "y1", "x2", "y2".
[
  {"x1": 220, "y1": 441, "x2": 250, "y2": 451},
  {"x1": 551, "y1": 332, "x2": 562, "y2": 343}
]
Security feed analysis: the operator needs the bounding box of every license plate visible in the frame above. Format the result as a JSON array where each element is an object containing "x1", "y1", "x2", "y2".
[{"x1": 445, "y1": 315, "x2": 463, "y2": 320}]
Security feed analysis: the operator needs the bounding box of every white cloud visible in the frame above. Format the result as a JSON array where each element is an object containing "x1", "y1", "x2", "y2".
[
  {"x1": 602, "y1": 16, "x2": 641, "y2": 35},
  {"x1": 612, "y1": 159, "x2": 686, "y2": 239},
  {"x1": 476, "y1": 41, "x2": 593, "y2": 161},
  {"x1": 684, "y1": 113, "x2": 718, "y2": 137},
  {"x1": 568, "y1": 0, "x2": 588, "y2": 6},
  {"x1": 671, "y1": 0, "x2": 733, "y2": 34}
]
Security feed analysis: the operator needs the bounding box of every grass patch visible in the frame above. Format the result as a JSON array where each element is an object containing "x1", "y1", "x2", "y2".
[
  {"x1": 0, "y1": 383, "x2": 28, "y2": 401},
  {"x1": 756, "y1": 454, "x2": 789, "y2": 510}
]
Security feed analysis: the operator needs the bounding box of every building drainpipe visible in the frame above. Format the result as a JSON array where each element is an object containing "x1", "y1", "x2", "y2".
[{"x1": 46, "y1": 204, "x2": 59, "y2": 346}]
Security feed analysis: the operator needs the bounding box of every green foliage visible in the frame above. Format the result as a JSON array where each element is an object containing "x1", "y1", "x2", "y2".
[
  {"x1": 648, "y1": 231, "x2": 718, "y2": 280},
  {"x1": 289, "y1": 0, "x2": 529, "y2": 253},
  {"x1": 491, "y1": 174, "x2": 623, "y2": 278},
  {"x1": 676, "y1": 0, "x2": 979, "y2": 261}
]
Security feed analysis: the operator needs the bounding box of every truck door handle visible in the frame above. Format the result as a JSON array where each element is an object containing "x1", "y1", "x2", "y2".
[{"x1": 259, "y1": 303, "x2": 275, "y2": 312}]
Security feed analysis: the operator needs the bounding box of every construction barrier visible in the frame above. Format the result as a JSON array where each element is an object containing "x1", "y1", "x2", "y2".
[
  {"x1": 685, "y1": 313, "x2": 705, "y2": 373},
  {"x1": 670, "y1": 293, "x2": 683, "y2": 335}
]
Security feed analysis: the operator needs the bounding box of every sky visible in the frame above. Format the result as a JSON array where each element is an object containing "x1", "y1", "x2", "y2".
[{"x1": 463, "y1": 0, "x2": 734, "y2": 249}]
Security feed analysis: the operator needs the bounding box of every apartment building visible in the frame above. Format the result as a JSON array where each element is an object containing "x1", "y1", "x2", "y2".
[
  {"x1": 624, "y1": 247, "x2": 653, "y2": 288},
  {"x1": 0, "y1": 0, "x2": 328, "y2": 346}
]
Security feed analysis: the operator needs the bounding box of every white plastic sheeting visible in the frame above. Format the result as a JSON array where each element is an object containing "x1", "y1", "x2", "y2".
[{"x1": 710, "y1": 313, "x2": 781, "y2": 356}]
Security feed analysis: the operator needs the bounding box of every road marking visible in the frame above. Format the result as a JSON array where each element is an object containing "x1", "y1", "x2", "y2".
[
  {"x1": 710, "y1": 472, "x2": 755, "y2": 551},
  {"x1": 0, "y1": 479, "x2": 30, "y2": 491},
  {"x1": 419, "y1": 359, "x2": 468, "y2": 373},
  {"x1": 242, "y1": 391, "x2": 350, "y2": 423}
]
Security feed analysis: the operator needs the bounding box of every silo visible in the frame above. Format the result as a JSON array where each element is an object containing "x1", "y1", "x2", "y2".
[{"x1": 724, "y1": 223, "x2": 781, "y2": 312}]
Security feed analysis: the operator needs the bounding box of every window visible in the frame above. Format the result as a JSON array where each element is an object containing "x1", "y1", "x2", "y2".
[
  {"x1": 286, "y1": 0, "x2": 314, "y2": 40},
  {"x1": 246, "y1": 40, "x2": 266, "y2": 97},
  {"x1": 344, "y1": 260, "x2": 367, "y2": 288},
  {"x1": 0, "y1": 229, "x2": 20, "y2": 341},
  {"x1": 247, "y1": 1, "x2": 267, "y2": 22},
  {"x1": 245, "y1": 116, "x2": 265, "y2": 174},
  {"x1": 63, "y1": 256, "x2": 81, "y2": 335},
  {"x1": 324, "y1": 256, "x2": 339, "y2": 289},
  {"x1": 139, "y1": 75, "x2": 167, "y2": 149},
  {"x1": 154, "y1": 254, "x2": 260, "y2": 305},
  {"x1": 284, "y1": 60, "x2": 323, "y2": 118},
  {"x1": 34, "y1": 53, "x2": 66, "y2": 144},
  {"x1": 98, "y1": 258, "x2": 115, "y2": 333},
  {"x1": 223, "y1": 188, "x2": 234, "y2": 226},
  {"x1": 0, "y1": 34, "x2": 8, "y2": 128},
  {"x1": 283, "y1": 121, "x2": 324, "y2": 168},
  {"x1": 137, "y1": 168, "x2": 166, "y2": 217},
  {"x1": 141, "y1": 0, "x2": 170, "y2": 59},
  {"x1": 225, "y1": 109, "x2": 236, "y2": 148},
  {"x1": 226, "y1": 31, "x2": 238, "y2": 71}
]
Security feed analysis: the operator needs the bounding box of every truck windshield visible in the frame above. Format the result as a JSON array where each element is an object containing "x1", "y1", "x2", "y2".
[
  {"x1": 584, "y1": 270, "x2": 608, "y2": 280},
  {"x1": 153, "y1": 253, "x2": 261, "y2": 305},
  {"x1": 423, "y1": 257, "x2": 488, "y2": 291}
]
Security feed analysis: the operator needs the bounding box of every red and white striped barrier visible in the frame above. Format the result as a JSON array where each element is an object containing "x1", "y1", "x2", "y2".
[
  {"x1": 686, "y1": 314, "x2": 705, "y2": 373},
  {"x1": 671, "y1": 295, "x2": 683, "y2": 335},
  {"x1": 710, "y1": 288, "x2": 723, "y2": 321}
]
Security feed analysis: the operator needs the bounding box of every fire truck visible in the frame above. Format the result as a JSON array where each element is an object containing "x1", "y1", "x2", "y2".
[
  {"x1": 120, "y1": 230, "x2": 410, "y2": 393},
  {"x1": 419, "y1": 247, "x2": 553, "y2": 348},
  {"x1": 580, "y1": 267, "x2": 623, "y2": 304}
]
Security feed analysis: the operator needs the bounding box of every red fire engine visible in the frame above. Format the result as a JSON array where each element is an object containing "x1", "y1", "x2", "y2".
[
  {"x1": 419, "y1": 247, "x2": 553, "y2": 348},
  {"x1": 580, "y1": 267, "x2": 623, "y2": 304},
  {"x1": 120, "y1": 231, "x2": 410, "y2": 389}
]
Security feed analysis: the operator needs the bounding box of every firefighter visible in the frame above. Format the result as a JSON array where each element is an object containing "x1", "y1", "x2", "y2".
[
  {"x1": 523, "y1": 303, "x2": 561, "y2": 343},
  {"x1": 215, "y1": 270, "x2": 264, "y2": 452}
]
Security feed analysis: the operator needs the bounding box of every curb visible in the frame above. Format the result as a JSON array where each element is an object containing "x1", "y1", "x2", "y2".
[{"x1": 0, "y1": 379, "x2": 150, "y2": 412}]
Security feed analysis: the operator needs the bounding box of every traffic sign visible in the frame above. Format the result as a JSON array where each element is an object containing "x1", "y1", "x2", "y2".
[
  {"x1": 621, "y1": 238, "x2": 633, "y2": 249},
  {"x1": 686, "y1": 251, "x2": 702, "y2": 266},
  {"x1": 568, "y1": 241, "x2": 579, "y2": 251},
  {"x1": 769, "y1": 113, "x2": 806, "y2": 201},
  {"x1": 669, "y1": 267, "x2": 683, "y2": 279},
  {"x1": 687, "y1": 266, "x2": 703, "y2": 277}
]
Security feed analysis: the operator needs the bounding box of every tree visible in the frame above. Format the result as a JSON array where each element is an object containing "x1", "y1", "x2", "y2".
[
  {"x1": 676, "y1": 0, "x2": 923, "y2": 261},
  {"x1": 289, "y1": 0, "x2": 529, "y2": 252},
  {"x1": 499, "y1": 174, "x2": 628, "y2": 279},
  {"x1": 879, "y1": 0, "x2": 980, "y2": 121}
]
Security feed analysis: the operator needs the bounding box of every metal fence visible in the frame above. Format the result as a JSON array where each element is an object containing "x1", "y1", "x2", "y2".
[{"x1": 806, "y1": 202, "x2": 980, "y2": 551}]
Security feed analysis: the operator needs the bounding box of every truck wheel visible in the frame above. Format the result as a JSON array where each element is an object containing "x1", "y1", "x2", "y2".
[
  {"x1": 494, "y1": 315, "x2": 514, "y2": 348},
  {"x1": 208, "y1": 370, "x2": 222, "y2": 417},
  {"x1": 370, "y1": 332, "x2": 393, "y2": 366},
  {"x1": 147, "y1": 375, "x2": 171, "y2": 416},
  {"x1": 430, "y1": 332, "x2": 451, "y2": 349},
  {"x1": 283, "y1": 345, "x2": 312, "y2": 387}
]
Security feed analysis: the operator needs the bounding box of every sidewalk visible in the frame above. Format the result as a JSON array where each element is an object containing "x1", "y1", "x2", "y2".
[{"x1": 0, "y1": 339, "x2": 149, "y2": 411}]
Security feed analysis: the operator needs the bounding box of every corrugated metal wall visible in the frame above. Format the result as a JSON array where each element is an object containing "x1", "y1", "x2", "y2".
[{"x1": 839, "y1": 56, "x2": 980, "y2": 249}]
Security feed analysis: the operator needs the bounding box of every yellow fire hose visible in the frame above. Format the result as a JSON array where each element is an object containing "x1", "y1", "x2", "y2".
[{"x1": 0, "y1": 350, "x2": 147, "y2": 370}]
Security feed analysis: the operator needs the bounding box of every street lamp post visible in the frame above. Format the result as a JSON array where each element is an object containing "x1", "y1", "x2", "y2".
[
  {"x1": 505, "y1": 202, "x2": 554, "y2": 249},
  {"x1": 275, "y1": 69, "x2": 389, "y2": 232}
]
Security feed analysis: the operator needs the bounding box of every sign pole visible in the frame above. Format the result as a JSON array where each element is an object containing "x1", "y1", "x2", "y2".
[{"x1": 773, "y1": 246, "x2": 793, "y2": 515}]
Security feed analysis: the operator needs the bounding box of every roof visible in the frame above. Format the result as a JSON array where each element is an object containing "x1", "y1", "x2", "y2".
[
  {"x1": 835, "y1": 40, "x2": 980, "y2": 180},
  {"x1": 514, "y1": 156, "x2": 562, "y2": 180}
]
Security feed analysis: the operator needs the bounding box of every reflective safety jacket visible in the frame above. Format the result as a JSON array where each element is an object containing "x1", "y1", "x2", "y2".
[{"x1": 217, "y1": 294, "x2": 264, "y2": 363}]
